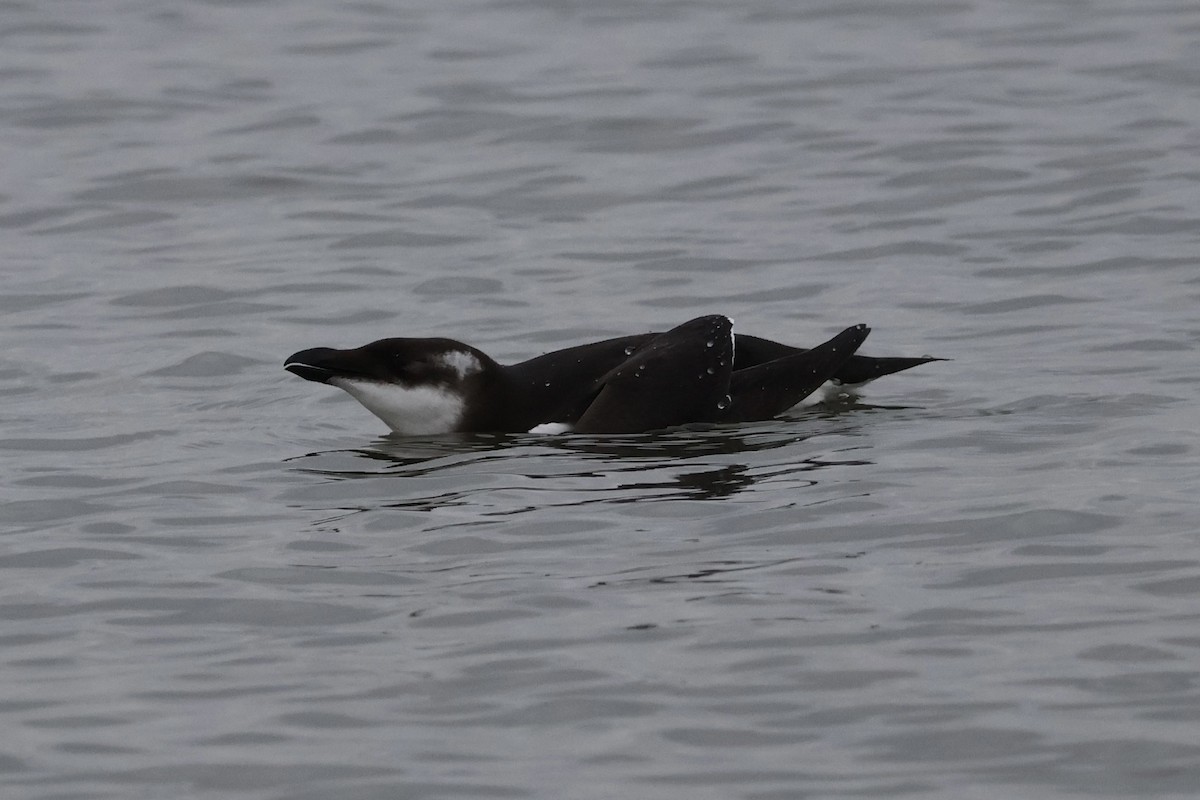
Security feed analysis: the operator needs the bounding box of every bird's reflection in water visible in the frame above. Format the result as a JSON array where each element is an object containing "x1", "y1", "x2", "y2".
[{"x1": 286, "y1": 401, "x2": 896, "y2": 507}]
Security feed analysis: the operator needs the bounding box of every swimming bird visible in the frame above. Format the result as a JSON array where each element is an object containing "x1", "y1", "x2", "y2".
[{"x1": 284, "y1": 315, "x2": 941, "y2": 435}]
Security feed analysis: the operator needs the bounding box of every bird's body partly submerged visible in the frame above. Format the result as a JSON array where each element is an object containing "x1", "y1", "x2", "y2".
[{"x1": 284, "y1": 315, "x2": 942, "y2": 435}]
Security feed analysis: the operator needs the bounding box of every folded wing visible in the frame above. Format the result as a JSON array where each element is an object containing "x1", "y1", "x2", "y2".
[
  {"x1": 721, "y1": 324, "x2": 871, "y2": 423},
  {"x1": 574, "y1": 315, "x2": 734, "y2": 434}
]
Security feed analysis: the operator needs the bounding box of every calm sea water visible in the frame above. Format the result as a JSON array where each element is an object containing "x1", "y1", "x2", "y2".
[{"x1": 3, "y1": 0, "x2": 1200, "y2": 797}]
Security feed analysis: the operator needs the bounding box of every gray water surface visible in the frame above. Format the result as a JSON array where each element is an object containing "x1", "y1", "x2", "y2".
[{"x1": 3, "y1": 0, "x2": 1200, "y2": 798}]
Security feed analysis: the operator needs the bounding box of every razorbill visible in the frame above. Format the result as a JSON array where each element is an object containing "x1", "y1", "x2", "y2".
[{"x1": 284, "y1": 315, "x2": 941, "y2": 435}]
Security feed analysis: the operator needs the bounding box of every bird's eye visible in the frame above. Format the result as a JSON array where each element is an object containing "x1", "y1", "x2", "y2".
[{"x1": 400, "y1": 359, "x2": 428, "y2": 378}]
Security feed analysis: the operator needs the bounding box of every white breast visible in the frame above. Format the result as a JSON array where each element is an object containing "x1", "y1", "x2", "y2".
[
  {"x1": 795, "y1": 378, "x2": 874, "y2": 407},
  {"x1": 528, "y1": 422, "x2": 572, "y2": 435},
  {"x1": 331, "y1": 378, "x2": 463, "y2": 435}
]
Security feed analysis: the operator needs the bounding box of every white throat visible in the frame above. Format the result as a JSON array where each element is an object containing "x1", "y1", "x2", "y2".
[{"x1": 332, "y1": 378, "x2": 464, "y2": 435}]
